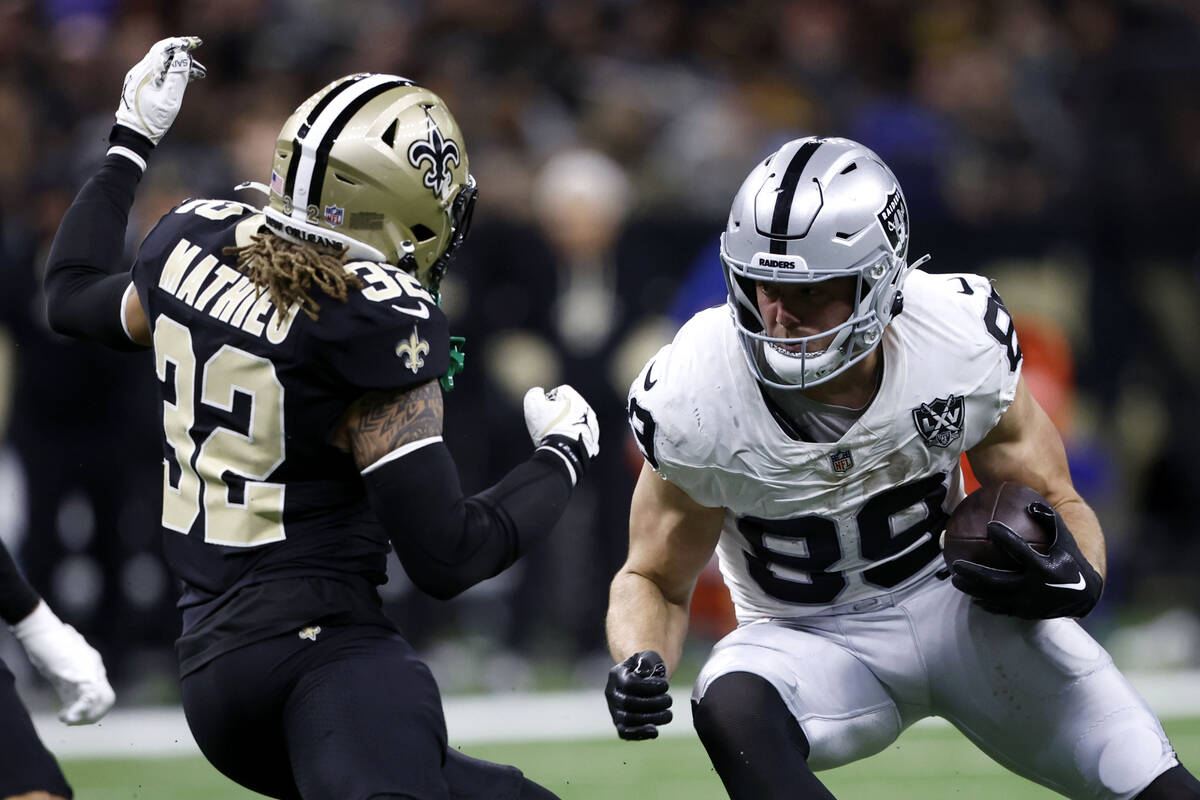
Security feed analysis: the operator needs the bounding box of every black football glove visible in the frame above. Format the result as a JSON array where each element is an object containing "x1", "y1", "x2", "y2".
[
  {"x1": 950, "y1": 502, "x2": 1103, "y2": 619},
  {"x1": 605, "y1": 650, "x2": 673, "y2": 740}
]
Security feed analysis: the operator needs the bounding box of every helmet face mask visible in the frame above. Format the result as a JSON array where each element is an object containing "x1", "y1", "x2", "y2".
[
  {"x1": 262, "y1": 73, "x2": 477, "y2": 298},
  {"x1": 719, "y1": 136, "x2": 915, "y2": 390}
]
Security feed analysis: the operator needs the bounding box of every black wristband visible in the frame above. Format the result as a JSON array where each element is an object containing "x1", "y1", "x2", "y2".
[
  {"x1": 0, "y1": 540, "x2": 39, "y2": 626},
  {"x1": 537, "y1": 434, "x2": 590, "y2": 486},
  {"x1": 108, "y1": 124, "x2": 154, "y2": 162}
]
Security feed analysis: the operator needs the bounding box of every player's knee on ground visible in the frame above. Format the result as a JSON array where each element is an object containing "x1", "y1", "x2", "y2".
[{"x1": 1135, "y1": 764, "x2": 1200, "y2": 799}]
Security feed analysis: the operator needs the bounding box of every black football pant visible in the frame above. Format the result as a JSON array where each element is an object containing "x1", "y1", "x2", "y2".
[
  {"x1": 181, "y1": 624, "x2": 538, "y2": 800},
  {"x1": 0, "y1": 657, "x2": 73, "y2": 799}
]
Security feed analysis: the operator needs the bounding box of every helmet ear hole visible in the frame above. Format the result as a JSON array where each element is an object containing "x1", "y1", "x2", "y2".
[
  {"x1": 381, "y1": 118, "x2": 398, "y2": 148},
  {"x1": 411, "y1": 223, "x2": 436, "y2": 242}
]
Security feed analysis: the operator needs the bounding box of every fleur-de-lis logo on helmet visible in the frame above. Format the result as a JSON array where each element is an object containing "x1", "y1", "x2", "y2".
[{"x1": 407, "y1": 107, "x2": 461, "y2": 200}]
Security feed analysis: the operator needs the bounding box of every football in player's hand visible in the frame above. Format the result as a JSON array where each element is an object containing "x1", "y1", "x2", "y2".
[{"x1": 941, "y1": 482, "x2": 1053, "y2": 569}]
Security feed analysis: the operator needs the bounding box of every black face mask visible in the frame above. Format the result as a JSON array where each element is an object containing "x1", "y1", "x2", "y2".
[{"x1": 421, "y1": 176, "x2": 478, "y2": 303}]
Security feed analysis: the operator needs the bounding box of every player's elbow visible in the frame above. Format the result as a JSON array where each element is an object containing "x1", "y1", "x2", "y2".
[
  {"x1": 407, "y1": 567, "x2": 474, "y2": 601},
  {"x1": 44, "y1": 297, "x2": 89, "y2": 342},
  {"x1": 43, "y1": 286, "x2": 72, "y2": 336}
]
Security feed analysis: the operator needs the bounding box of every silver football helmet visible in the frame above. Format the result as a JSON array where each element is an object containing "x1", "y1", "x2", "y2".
[{"x1": 720, "y1": 136, "x2": 922, "y2": 390}]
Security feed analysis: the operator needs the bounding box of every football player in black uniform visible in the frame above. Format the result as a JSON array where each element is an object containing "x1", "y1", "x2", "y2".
[
  {"x1": 0, "y1": 537, "x2": 114, "y2": 800},
  {"x1": 44, "y1": 38, "x2": 597, "y2": 799}
]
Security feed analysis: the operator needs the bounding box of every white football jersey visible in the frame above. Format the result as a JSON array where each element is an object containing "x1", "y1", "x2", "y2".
[{"x1": 627, "y1": 269, "x2": 1023, "y2": 621}]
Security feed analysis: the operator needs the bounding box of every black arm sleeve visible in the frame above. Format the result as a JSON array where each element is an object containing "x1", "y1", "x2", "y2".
[
  {"x1": 0, "y1": 538, "x2": 39, "y2": 626},
  {"x1": 362, "y1": 441, "x2": 573, "y2": 601},
  {"x1": 43, "y1": 127, "x2": 151, "y2": 351}
]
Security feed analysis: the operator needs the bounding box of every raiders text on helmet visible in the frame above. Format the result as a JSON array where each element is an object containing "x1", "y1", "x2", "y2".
[
  {"x1": 720, "y1": 136, "x2": 921, "y2": 389},
  {"x1": 263, "y1": 73, "x2": 477, "y2": 297}
]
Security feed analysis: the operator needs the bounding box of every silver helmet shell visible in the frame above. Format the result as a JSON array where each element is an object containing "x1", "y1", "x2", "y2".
[{"x1": 720, "y1": 136, "x2": 914, "y2": 389}]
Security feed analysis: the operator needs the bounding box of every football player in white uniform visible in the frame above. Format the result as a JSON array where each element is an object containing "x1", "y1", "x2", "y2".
[
  {"x1": 605, "y1": 137, "x2": 1199, "y2": 799},
  {"x1": 1, "y1": 536, "x2": 114, "y2": 799}
]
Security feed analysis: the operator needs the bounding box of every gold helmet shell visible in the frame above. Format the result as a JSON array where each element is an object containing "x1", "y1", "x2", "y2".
[{"x1": 262, "y1": 73, "x2": 477, "y2": 295}]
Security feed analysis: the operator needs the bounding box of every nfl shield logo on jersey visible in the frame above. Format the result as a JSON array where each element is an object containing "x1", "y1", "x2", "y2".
[
  {"x1": 912, "y1": 395, "x2": 964, "y2": 448},
  {"x1": 829, "y1": 449, "x2": 854, "y2": 473},
  {"x1": 323, "y1": 204, "x2": 345, "y2": 227}
]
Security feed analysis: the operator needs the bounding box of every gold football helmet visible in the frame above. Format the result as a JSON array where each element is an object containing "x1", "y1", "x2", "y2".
[{"x1": 261, "y1": 73, "x2": 477, "y2": 296}]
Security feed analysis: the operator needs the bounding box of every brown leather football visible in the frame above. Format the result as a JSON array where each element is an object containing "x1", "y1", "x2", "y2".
[{"x1": 942, "y1": 482, "x2": 1054, "y2": 569}]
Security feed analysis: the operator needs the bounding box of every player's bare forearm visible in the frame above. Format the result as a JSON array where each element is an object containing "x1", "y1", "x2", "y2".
[
  {"x1": 968, "y1": 377, "x2": 1106, "y2": 577},
  {"x1": 608, "y1": 463, "x2": 724, "y2": 674},
  {"x1": 607, "y1": 570, "x2": 692, "y2": 675},
  {"x1": 337, "y1": 380, "x2": 444, "y2": 469}
]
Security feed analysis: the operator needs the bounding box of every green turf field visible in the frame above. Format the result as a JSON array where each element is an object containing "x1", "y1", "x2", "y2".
[{"x1": 62, "y1": 717, "x2": 1200, "y2": 799}]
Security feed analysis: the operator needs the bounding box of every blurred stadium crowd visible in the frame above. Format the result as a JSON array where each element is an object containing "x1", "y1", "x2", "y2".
[{"x1": 0, "y1": 0, "x2": 1198, "y2": 700}]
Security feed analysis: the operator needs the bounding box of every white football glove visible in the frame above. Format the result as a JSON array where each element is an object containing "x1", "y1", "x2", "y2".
[
  {"x1": 523, "y1": 384, "x2": 600, "y2": 486},
  {"x1": 10, "y1": 601, "x2": 115, "y2": 725},
  {"x1": 114, "y1": 36, "x2": 206, "y2": 146}
]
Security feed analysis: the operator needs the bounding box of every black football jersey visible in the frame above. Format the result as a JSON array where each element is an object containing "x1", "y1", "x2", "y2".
[{"x1": 130, "y1": 198, "x2": 450, "y2": 674}]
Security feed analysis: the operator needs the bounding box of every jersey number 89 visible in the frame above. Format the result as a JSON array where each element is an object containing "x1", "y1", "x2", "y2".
[{"x1": 737, "y1": 473, "x2": 948, "y2": 604}]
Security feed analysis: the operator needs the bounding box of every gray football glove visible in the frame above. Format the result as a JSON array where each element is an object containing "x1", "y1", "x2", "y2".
[{"x1": 114, "y1": 36, "x2": 206, "y2": 146}]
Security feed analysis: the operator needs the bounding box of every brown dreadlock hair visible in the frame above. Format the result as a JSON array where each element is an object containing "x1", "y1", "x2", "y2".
[{"x1": 223, "y1": 232, "x2": 364, "y2": 322}]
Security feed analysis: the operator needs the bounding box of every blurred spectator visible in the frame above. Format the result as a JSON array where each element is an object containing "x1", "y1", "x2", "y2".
[{"x1": 434, "y1": 148, "x2": 693, "y2": 674}]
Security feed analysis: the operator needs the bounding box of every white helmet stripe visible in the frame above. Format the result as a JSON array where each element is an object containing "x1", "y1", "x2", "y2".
[
  {"x1": 288, "y1": 74, "x2": 407, "y2": 220},
  {"x1": 282, "y1": 75, "x2": 363, "y2": 199}
]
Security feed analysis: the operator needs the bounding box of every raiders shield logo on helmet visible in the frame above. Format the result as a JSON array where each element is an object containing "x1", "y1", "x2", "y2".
[
  {"x1": 912, "y1": 395, "x2": 964, "y2": 448},
  {"x1": 876, "y1": 188, "x2": 908, "y2": 256}
]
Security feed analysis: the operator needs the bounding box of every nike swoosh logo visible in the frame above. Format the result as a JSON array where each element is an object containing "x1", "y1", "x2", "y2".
[
  {"x1": 1046, "y1": 573, "x2": 1086, "y2": 591},
  {"x1": 391, "y1": 302, "x2": 430, "y2": 319},
  {"x1": 643, "y1": 362, "x2": 657, "y2": 391}
]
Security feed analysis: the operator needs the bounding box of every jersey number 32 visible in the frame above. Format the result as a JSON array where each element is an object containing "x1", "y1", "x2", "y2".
[{"x1": 154, "y1": 315, "x2": 286, "y2": 547}]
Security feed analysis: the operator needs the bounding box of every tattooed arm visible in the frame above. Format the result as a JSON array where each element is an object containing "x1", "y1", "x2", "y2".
[
  {"x1": 334, "y1": 380, "x2": 574, "y2": 600},
  {"x1": 335, "y1": 381, "x2": 443, "y2": 470}
]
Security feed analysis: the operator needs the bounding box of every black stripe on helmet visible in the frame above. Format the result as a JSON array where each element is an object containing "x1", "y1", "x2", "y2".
[
  {"x1": 307, "y1": 79, "x2": 412, "y2": 211},
  {"x1": 284, "y1": 75, "x2": 371, "y2": 200},
  {"x1": 768, "y1": 139, "x2": 822, "y2": 254}
]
